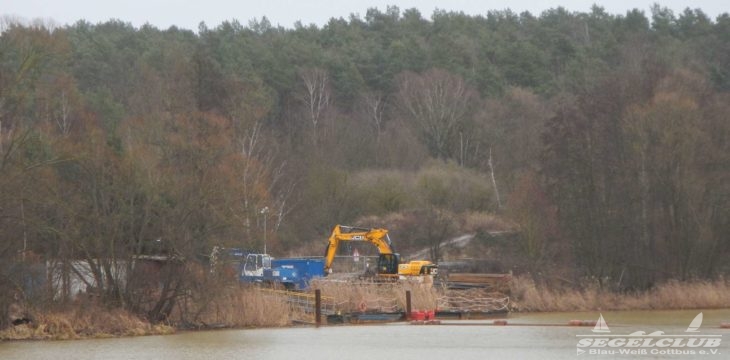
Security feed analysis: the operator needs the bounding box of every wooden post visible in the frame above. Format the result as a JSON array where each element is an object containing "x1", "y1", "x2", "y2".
[
  {"x1": 405, "y1": 290, "x2": 412, "y2": 320},
  {"x1": 315, "y1": 289, "x2": 322, "y2": 327}
]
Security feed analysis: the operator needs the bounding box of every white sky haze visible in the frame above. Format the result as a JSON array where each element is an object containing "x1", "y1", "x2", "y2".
[{"x1": 4, "y1": 0, "x2": 728, "y2": 30}]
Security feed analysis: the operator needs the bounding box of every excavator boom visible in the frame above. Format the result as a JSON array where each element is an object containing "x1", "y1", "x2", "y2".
[
  {"x1": 324, "y1": 225, "x2": 395, "y2": 274},
  {"x1": 323, "y1": 225, "x2": 437, "y2": 277}
]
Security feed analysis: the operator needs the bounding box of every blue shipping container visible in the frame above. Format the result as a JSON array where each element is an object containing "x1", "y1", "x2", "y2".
[{"x1": 269, "y1": 258, "x2": 325, "y2": 290}]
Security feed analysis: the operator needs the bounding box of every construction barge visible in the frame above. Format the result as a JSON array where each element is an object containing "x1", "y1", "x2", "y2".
[{"x1": 259, "y1": 271, "x2": 511, "y2": 326}]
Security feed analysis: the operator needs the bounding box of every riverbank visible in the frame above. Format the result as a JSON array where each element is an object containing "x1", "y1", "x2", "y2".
[
  {"x1": 0, "y1": 286, "x2": 294, "y2": 341},
  {"x1": 0, "y1": 306, "x2": 175, "y2": 341},
  {"x1": 510, "y1": 276, "x2": 730, "y2": 312},
  {"x1": 5, "y1": 309, "x2": 726, "y2": 360},
  {"x1": 3, "y1": 277, "x2": 729, "y2": 341}
]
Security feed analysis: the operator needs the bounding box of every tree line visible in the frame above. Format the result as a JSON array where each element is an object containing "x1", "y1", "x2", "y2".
[{"x1": 0, "y1": 5, "x2": 728, "y2": 322}]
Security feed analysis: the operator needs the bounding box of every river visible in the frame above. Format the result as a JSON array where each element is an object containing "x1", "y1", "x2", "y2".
[{"x1": 1, "y1": 309, "x2": 728, "y2": 359}]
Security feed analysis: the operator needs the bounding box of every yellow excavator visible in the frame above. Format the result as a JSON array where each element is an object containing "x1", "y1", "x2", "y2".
[{"x1": 323, "y1": 225, "x2": 438, "y2": 278}]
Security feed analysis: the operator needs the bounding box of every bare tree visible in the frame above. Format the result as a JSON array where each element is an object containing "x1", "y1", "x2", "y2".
[
  {"x1": 237, "y1": 119, "x2": 295, "y2": 245},
  {"x1": 420, "y1": 208, "x2": 456, "y2": 262},
  {"x1": 298, "y1": 68, "x2": 331, "y2": 146},
  {"x1": 225, "y1": 79, "x2": 295, "y2": 249},
  {"x1": 487, "y1": 147, "x2": 502, "y2": 210},
  {"x1": 53, "y1": 91, "x2": 72, "y2": 135},
  {"x1": 355, "y1": 91, "x2": 389, "y2": 165},
  {"x1": 396, "y1": 69, "x2": 477, "y2": 160},
  {"x1": 359, "y1": 91, "x2": 387, "y2": 142}
]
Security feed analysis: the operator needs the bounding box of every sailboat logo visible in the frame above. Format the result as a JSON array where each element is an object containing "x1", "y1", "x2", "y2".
[
  {"x1": 686, "y1": 312, "x2": 703, "y2": 332},
  {"x1": 592, "y1": 313, "x2": 610, "y2": 333},
  {"x1": 577, "y1": 312, "x2": 721, "y2": 354}
]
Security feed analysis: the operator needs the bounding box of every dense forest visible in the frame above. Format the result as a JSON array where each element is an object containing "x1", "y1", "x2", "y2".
[{"x1": 1, "y1": 5, "x2": 728, "y2": 322}]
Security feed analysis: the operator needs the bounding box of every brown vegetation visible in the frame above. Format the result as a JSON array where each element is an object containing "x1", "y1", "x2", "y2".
[
  {"x1": 5, "y1": 276, "x2": 730, "y2": 341},
  {"x1": 510, "y1": 276, "x2": 730, "y2": 312},
  {"x1": 311, "y1": 278, "x2": 439, "y2": 312},
  {"x1": 0, "y1": 305, "x2": 173, "y2": 341},
  {"x1": 186, "y1": 286, "x2": 290, "y2": 328},
  {"x1": 0, "y1": 286, "x2": 292, "y2": 341}
]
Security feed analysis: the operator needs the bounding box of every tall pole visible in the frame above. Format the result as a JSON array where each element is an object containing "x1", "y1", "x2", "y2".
[
  {"x1": 315, "y1": 289, "x2": 322, "y2": 327},
  {"x1": 261, "y1": 207, "x2": 269, "y2": 254},
  {"x1": 406, "y1": 290, "x2": 412, "y2": 320}
]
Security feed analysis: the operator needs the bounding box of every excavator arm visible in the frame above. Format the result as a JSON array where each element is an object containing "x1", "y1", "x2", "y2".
[
  {"x1": 323, "y1": 225, "x2": 396, "y2": 274},
  {"x1": 323, "y1": 224, "x2": 437, "y2": 277}
]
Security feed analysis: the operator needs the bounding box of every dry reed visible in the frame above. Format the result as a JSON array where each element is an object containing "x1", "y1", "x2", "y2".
[
  {"x1": 191, "y1": 286, "x2": 290, "y2": 327},
  {"x1": 8, "y1": 275, "x2": 723, "y2": 341},
  {"x1": 310, "y1": 277, "x2": 439, "y2": 312},
  {"x1": 510, "y1": 276, "x2": 730, "y2": 312},
  {"x1": 0, "y1": 286, "x2": 291, "y2": 341},
  {"x1": 0, "y1": 305, "x2": 174, "y2": 341}
]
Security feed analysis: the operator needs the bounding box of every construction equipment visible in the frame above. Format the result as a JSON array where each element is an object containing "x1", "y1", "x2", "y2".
[
  {"x1": 240, "y1": 253, "x2": 324, "y2": 290},
  {"x1": 210, "y1": 247, "x2": 324, "y2": 289},
  {"x1": 323, "y1": 225, "x2": 437, "y2": 277}
]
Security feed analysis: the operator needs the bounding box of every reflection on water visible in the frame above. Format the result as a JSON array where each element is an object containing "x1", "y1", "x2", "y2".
[{"x1": 1, "y1": 309, "x2": 728, "y2": 360}]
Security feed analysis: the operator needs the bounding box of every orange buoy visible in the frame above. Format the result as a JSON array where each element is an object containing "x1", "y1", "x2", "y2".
[
  {"x1": 493, "y1": 319, "x2": 508, "y2": 326},
  {"x1": 569, "y1": 319, "x2": 597, "y2": 326},
  {"x1": 358, "y1": 301, "x2": 367, "y2": 312}
]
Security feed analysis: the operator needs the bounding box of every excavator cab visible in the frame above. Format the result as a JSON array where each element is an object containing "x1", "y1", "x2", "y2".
[
  {"x1": 242, "y1": 253, "x2": 272, "y2": 278},
  {"x1": 377, "y1": 253, "x2": 400, "y2": 275}
]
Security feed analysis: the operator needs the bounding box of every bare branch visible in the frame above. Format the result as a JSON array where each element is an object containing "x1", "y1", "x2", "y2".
[{"x1": 298, "y1": 68, "x2": 331, "y2": 145}]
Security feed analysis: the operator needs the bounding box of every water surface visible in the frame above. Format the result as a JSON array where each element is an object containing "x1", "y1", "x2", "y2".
[{"x1": 1, "y1": 309, "x2": 728, "y2": 359}]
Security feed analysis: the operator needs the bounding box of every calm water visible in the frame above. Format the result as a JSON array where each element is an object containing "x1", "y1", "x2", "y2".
[{"x1": 1, "y1": 309, "x2": 728, "y2": 360}]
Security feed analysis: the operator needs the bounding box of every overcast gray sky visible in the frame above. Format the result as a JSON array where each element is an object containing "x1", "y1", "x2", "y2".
[{"x1": 4, "y1": 0, "x2": 728, "y2": 30}]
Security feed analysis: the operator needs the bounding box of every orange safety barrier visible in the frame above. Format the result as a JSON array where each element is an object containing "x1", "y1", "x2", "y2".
[{"x1": 568, "y1": 320, "x2": 597, "y2": 326}]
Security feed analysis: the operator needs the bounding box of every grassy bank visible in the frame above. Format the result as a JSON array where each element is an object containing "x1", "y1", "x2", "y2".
[
  {"x1": 0, "y1": 306, "x2": 174, "y2": 341},
  {"x1": 4, "y1": 277, "x2": 730, "y2": 340},
  {"x1": 0, "y1": 280, "x2": 439, "y2": 341},
  {"x1": 510, "y1": 276, "x2": 730, "y2": 312},
  {"x1": 0, "y1": 286, "x2": 291, "y2": 341}
]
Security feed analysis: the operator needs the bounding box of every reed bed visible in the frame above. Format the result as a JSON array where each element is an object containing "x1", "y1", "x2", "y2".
[
  {"x1": 0, "y1": 306, "x2": 173, "y2": 341},
  {"x1": 310, "y1": 277, "x2": 439, "y2": 311},
  {"x1": 510, "y1": 276, "x2": 730, "y2": 312},
  {"x1": 191, "y1": 286, "x2": 290, "y2": 327},
  {"x1": 6, "y1": 276, "x2": 728, "y2": 341},
  {"x1": 0, "y1": 286, "x2": 290, "y2": 341}
]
